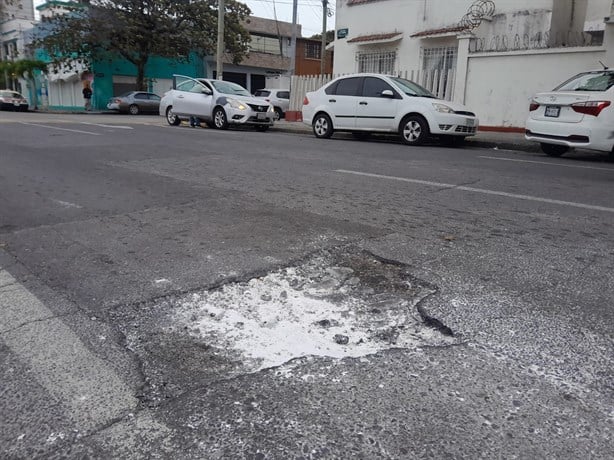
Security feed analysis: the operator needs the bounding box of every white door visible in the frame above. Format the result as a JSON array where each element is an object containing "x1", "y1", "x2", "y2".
[
  {"x1": 355, "y1": 77, "x2": 400, "y2": 131},
  {"x1": 326, "y1": 77, "x2": 361, "y2": 130},
  {"x1": 173, "y1": 78, "x2": 213, "y2": 117}
]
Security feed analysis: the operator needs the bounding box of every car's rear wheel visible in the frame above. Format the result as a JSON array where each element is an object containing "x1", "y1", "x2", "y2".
[
  {"x1": 540, "y1": 143, "x2": 568, "y2": 157},
  {"x1": 128, "y1": 104, "x2": 140, "y2": 115},
  {"x1": 273, "y1": 107, "x2": 283, "y2": 121},
  {"x1": 213, "y1": 107, "x2": 229, "y2": 130},
  {"x1": 166, "y1": 107, "x2": 181, "y2": 126},
  {"x1": 400, "y1": 115, "x2": 429, "y2": 145},
  {"x1": 313, "y1": 113, "x2": 334, "y2": 139}
]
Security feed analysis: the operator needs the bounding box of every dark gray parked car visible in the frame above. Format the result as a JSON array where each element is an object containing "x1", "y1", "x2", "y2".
[{"x1": 106, "y1": 91, "x2": 161, "y2": 115}]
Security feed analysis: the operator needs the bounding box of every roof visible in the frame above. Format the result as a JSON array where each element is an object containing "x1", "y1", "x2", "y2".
[
  {"x1": 347, "y1": 32, "x2": 403, "y2": 44},
  {"x1": 244, "y1": 16, "x2": 301, "y2": 38},
  {"x1": 347, "y1": 0, "x2": 386, "y2": 5},
  {"x1": 410, "y1": 25, "x2": 469, "y2": 38}
]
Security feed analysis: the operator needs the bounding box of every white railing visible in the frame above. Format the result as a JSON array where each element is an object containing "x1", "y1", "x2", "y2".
[{"x1": 288, "y1": 69, "x2": 456, "y2": 113}]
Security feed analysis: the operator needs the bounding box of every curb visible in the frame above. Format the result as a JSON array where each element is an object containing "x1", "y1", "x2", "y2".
[{"x1": 270, "y1": 123, "x2": 539, "y2": 153}]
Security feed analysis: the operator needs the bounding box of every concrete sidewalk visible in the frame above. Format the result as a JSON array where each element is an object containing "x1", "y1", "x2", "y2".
[{"x1": 272, "y1": 120, "x2": 538, "y2": 153}]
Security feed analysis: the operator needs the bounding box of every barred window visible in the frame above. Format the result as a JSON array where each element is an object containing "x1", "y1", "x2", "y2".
[
  {"x1": 421, "y1": 46, "x2": 457, "y2": 72},
  {"x1": 356, "y1": 51, "x2": 396, "y2": 75},
  {"x1": 305, "y1": 42, "x2": 321, "y2": 60}
]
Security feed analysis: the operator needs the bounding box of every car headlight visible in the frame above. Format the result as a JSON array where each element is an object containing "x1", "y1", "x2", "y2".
[
  {"x1": 433, "y1": 103, "x2": 454, "y2": 113},
  {"x1": 268, "y1": 105, "x2": 274, "y2": 112},
  {"x1": 228, "y1": 98, "x2": 247, "y2": 110}
]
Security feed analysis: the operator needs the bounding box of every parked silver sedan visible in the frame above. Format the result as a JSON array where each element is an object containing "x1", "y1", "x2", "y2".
[
  {"x1": 160, "y1": 75, "x2": 275, "y2": 131},
  {"x1": 106, "y1": 91, "x2": 161, "y2": 115}
]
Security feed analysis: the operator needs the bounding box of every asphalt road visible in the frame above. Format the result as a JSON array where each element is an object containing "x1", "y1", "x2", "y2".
[{"x1": 1, "y1": 112, "x2": 613, "y2": 459}]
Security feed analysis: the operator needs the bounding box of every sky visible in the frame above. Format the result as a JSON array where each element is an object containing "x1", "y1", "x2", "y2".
[{"x1": 237, "y1": 0, "x2": 336, "y2": 38}]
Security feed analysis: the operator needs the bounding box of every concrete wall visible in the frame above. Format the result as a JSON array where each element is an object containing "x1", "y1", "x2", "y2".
[
  {"x1": 464, "y1": 46, "x2": 606, "y2": 128},
  {"x1": 333, "y1": 0, "x2": 557, "y2": 75}
]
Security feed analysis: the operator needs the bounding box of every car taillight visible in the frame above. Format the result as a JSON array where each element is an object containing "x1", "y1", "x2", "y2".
[
  {"x1": 571, "y1": 100, "x2": 611, "y2": 116},
  {"x1": 529, "y1": 101, "x2": 539, "y2": 111},
  {"x1": 303, "y1": 96, "x2": 309, "y2": 105}
]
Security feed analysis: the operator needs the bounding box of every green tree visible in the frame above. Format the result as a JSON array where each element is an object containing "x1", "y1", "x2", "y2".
[{"x1": 33, "y1": 0, "x2": 251, "y2": 91}]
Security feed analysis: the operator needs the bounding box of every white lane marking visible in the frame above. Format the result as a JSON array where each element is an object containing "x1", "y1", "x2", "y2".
[
  {"x1": 0, "y1": 269, "x2": 137, "y2": 430},
  {"x1": 479, "y1": 155, "x2": 614, "y2": 172},
  {"x1": 80, "y1": 122, "x2": 134, "y2": 130},
  {"x1": 51, "y1": 199, "x2": 82, "y2": 209},
  {"x1": 19, "y1": 122, "x2": 101, "y2": 136},
  {"x1": 334, "y1": 169, "x2": 614, "y2": 214}
]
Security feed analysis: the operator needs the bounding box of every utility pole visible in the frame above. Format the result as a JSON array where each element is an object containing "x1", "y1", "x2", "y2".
[
  {"x1": 289, "y1": 0, "x2": 298, "y2": 78},
  {"x1": 321, "y1": 0, "x2": 328, "y2": 75},
  {"x1": 216, "y1": 0, "x2": 225, "y2": 80}
]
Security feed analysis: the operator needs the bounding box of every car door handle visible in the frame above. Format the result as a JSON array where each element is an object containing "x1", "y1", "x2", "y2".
[
  {"x1": 328, "y1": 99, "x2": 336, "y2": 103},
  {"x1": 359, "y1": 101, "x2": 368, "y2": 105}
]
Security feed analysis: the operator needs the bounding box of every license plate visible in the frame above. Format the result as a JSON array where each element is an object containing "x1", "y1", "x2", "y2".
[
  {"x1": 257, "y1": 113, "x2": 267, "y2": 120},
  {"x1": 545, "y1": 106, "x2": 560, "y2": 118},
  {"x1": 466, "y1": 118, "x2": 475, "y2": 127}
]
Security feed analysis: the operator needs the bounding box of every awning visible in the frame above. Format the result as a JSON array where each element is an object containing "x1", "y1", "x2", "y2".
[
  {"x1": 410, "y1": 25, "x2": 469, "y2": 38},
  {"x1": 347, "y1": 32, "x2": 403, "y2": 45}
]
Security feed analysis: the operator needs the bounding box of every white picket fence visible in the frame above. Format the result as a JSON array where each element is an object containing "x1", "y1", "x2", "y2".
[{"x1": 288, "y1": 69, "x2": 456, "y2": 113}]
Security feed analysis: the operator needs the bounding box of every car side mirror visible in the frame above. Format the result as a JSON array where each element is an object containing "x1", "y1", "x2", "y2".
[{"x1": 381, "y1": 90, "x2": 395, "y2": 98}]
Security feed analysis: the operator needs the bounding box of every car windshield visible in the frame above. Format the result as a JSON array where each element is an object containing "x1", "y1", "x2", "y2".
[
  {"x1": 0, "y1": 91, "x2": 21, "y2": 98},
  {"x1": 389, "y1": 77, "x2": 436, "y2": 98},
  {"x1": 211, "y1": 80, "x2": 251, "y2": 96},
  {"x1": 555, "y1": 71, "x2": 614, "y2": 92}
]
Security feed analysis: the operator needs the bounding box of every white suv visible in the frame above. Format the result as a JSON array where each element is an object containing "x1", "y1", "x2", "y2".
[
  {"x1": 302, "y1": 73, "x2": 478, "y2": 146},
  {"x1": 253, "y1": 89, "x2": 290, "y2": 120}
]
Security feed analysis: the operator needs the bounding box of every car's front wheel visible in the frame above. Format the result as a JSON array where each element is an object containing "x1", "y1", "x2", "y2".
[
  {"x1": 213, "y1": 107, "x2": 229, "y2": 130},
  {"x1": 129, "y1": 104, "x2": 140, "y2": 115},
  {"x1": 313, "y1": 113, "x2": 334, "y2": 139},
  {"x1": 400, "y1": 115, "x2": 429, "y2": 145},
  {"x1": 166, "y1": 107, "x2": 181, "y2": 126},
  {"x1": 540, "y1": 143, "x2": 568, "y2": 157},
  {"x1": 273, "y1": 107, "x2": 283, "y2": 121}
]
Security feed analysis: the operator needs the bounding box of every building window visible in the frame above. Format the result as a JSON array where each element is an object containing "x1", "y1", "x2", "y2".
[
  {"x1": 304, "y1": 42, "x2": 321, "y2": 60},
  {"x1": 250, "y1": 35, "x2": 282, "y2": 55},
  {"x1": 356, "y1": 50, "x2": 397, "y2": 75},
  {"x1": 421, "y1": 46, "x2": 457, "y2": 73}
]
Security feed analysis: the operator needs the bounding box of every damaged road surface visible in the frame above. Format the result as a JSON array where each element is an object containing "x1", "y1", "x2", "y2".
[
  {"x1": 114, "y1": 248, "x2": 455, "y2": 406},
  {"x1": 50, "y1": 248, "x2": 610, "y2": 459},
  {"x1": 1, "y1": 114, "x2": 613, "y2": 459}
]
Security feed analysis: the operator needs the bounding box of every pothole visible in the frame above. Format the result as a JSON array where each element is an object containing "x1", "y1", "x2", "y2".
[{"x1": 115, "y1": 247, "x2": 456, "y2": 406}]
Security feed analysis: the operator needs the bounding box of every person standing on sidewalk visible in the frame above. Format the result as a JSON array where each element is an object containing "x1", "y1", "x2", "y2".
[{"x1": 82, "y1": 85, "x2": 92, "y2": 111}]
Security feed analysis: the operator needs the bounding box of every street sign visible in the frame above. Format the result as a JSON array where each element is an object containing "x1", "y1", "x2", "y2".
[{"x1": 337, "y1": 28, "x2": 349, "y2": 39}]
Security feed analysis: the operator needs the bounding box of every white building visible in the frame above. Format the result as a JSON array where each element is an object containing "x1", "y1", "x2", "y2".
[
  {"x1": 331, "y1": 0, "x2": 614, "y2": 128},
  {"x1": 0, "y1": 0, "x2": 35, "y2": 62}
]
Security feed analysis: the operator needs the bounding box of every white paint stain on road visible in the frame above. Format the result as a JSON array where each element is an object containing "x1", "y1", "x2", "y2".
[{"x1": 80, "y1": 122, "x2": 134, "y2": 130}]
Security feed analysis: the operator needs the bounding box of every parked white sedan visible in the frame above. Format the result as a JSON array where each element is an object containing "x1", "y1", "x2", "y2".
[
  {"x1": 526, "y1": 69, "x2": 614, "y2": 157},
  {"x1": 160, "y1": 75, "x2": 275, "y2": 131},
  {"x1": 302, "y1": 73, "x2": 478, "y2": 146}
]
